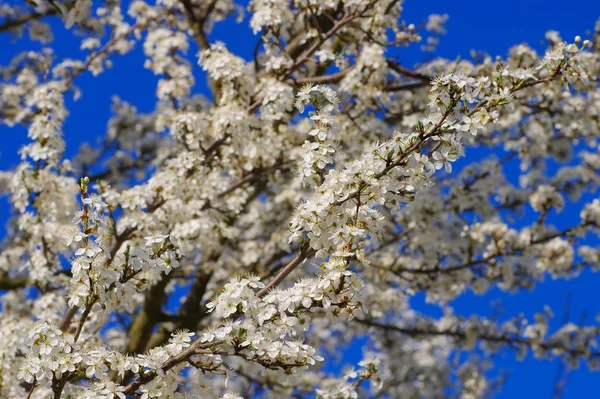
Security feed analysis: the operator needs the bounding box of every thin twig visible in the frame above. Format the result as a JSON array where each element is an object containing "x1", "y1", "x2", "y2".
[{"x1": 256, "y1": 247, "x2": 315, "y2": 297}]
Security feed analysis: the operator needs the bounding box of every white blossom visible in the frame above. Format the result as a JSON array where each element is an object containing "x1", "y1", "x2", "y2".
[{"x1": 0, "y1": 3, "x2": 599, "y2": 399}]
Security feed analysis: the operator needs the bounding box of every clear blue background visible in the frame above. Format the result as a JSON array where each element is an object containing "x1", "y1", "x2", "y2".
[{"x1": 2, "y1": 1, "x2": 600, "y2": 397}]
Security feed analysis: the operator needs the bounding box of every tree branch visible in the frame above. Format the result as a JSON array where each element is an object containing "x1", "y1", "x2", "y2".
[
  {"x1": 256, "y1": 247, "x2": 315, "y2": 297},
  {"x1": 357, "y1": 318, "x2": 600, "y2": 361},
  {"x1": 0, "y1": 9, "x2": 58, "y2": 34},
  {"x1": 0, "y1": 274, "x2": 28, "y2": 290}
]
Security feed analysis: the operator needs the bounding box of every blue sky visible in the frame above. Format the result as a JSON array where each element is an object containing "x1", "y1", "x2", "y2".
[{"x1": 2, "y1": 0, "x2": 600, "y2": 397}]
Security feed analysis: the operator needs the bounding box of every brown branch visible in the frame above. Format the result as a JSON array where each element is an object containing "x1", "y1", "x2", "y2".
[
  {"x1": 0, "y1": 274, "x2": 28, "y2": 290},
  {"x1": 59, "y1": 307, "x2": 78, "y2": 332},
  {"x1": 282, "y1": 14, "x2": 355, "y2": 80},
  {"x1": 126, "y1": 276, "x2": 171, "y2": 354},
  {"x1": 386, "y1": 60, "x2": 432, "y2": 82},
  {"x1": 247, "y1": 8, "x2": 376, "y2": 114},
  {"x1": 357, "y1": 318, "x2": 600, "y2": 361},
  {"x1": 278, "y1": 7, "x2": 344, "y2": 71},
  {"x1": 216, "y1": 162, "x2": 292, "y2": 198},
  {"x1": 122, "y1": 340, "x2": 218, "y2": 394},
  {"x1": 291, "y1": 66, "x2": 355, "y2": 85},
  {"x1": 178, "y1": 0, "x2": 221, "y2": 103},
  {"x1": 145, "y1": 269, "x2": 213, "y2": 350},
  {"x1": 63, "y1": 19, "x2": 153, "y2": 89},
  {"x1": 72, "y1": 304, "x2": 92, "y2": 342},
  {"x1": 384, "y1": 81, "x2": 430, "y2": 92},
  {"x1": 0, "y1": 9, "x2": 58, "y2": 34},
  {"x1": 256, "y1": 247, "x2": 315, "y2": 297},
  {"x1": 26, "y1": 381, "x2": 37, "y2": 399},
  {"x1": 178, "y1": 0, "x2": 215, "y2": 50},
  {"x1": 51, "y1": 374, "x2": 68, "y2": 399},
  {"x1": 389, "y1": 222, "x2": 589, "y2": 276},
  {"x1": 59, "y1": 226, "x2": 134, "y2": 332}
]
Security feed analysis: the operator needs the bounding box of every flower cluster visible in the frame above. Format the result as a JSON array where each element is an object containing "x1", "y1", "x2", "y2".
[
  {"x1": 295, "y1": 84, "x2": 340, "y2": 183},
  {"x1": 143, "y1": 24, "x2": 194, "y2": 102},
  {"x1": 67, "y1": 178, "x2": 182, "y2": 314},
  {"x1": 18, "y1": 322, "x2": 81, "y2": 384}
]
